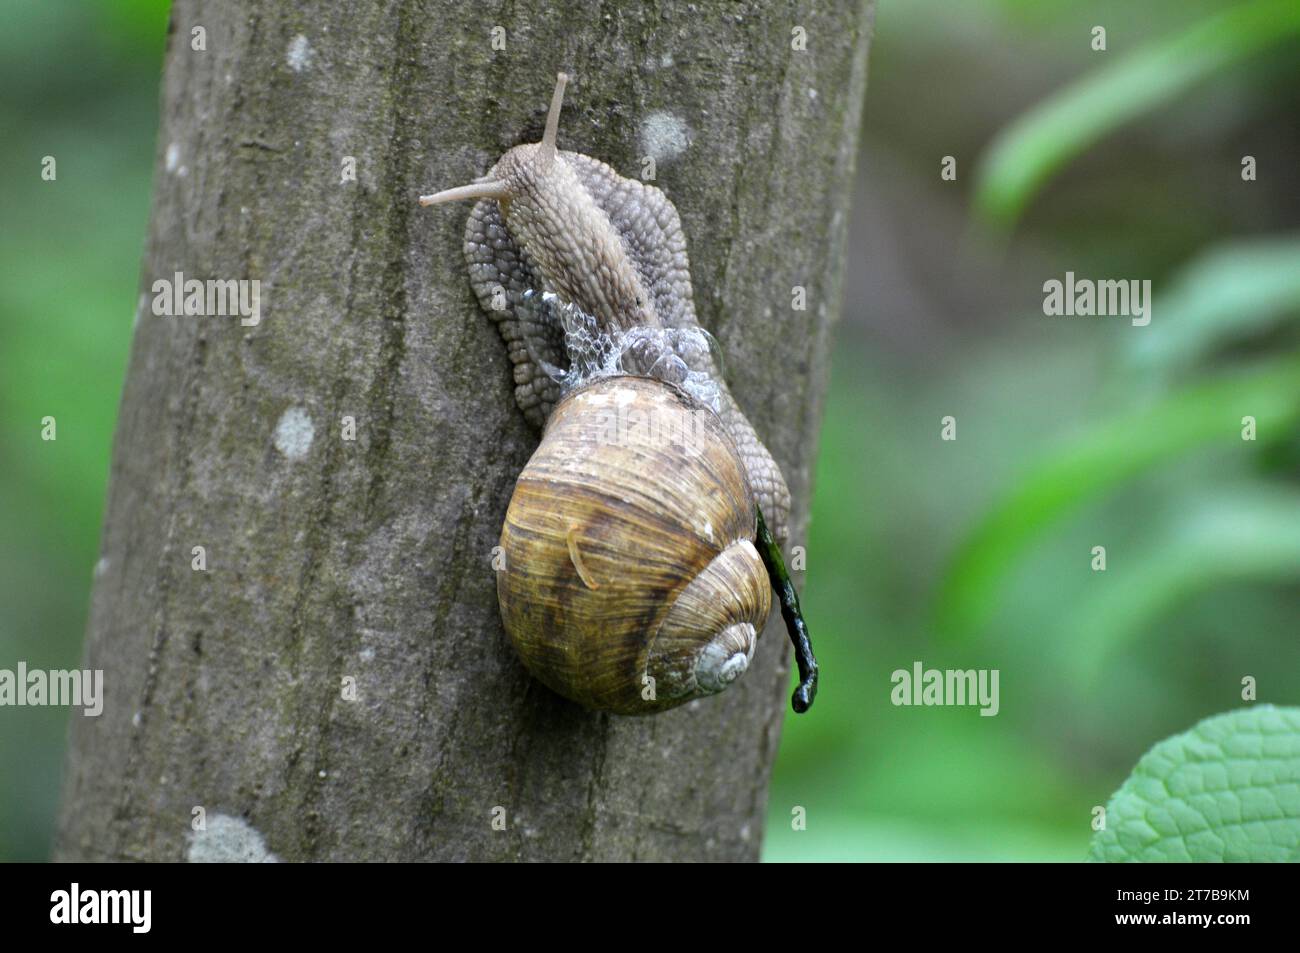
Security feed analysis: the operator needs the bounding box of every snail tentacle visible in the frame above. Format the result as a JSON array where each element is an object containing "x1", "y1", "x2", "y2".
[{"x1": 419, "y1": 180, "x2": 509, "y2": 207}]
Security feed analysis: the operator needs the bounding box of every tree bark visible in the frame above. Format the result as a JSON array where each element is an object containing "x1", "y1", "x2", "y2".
[{"x1": 56, "y1": 0, "x2": 873, "y2": 862}]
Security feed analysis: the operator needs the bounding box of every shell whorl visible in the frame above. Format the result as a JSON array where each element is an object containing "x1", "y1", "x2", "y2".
[
  {"x1": 647, "y1": 538, "x2": 769, "y2": 702},
  {"x1": 696, "y1": 624, "x2": 757, "y2": 692}
]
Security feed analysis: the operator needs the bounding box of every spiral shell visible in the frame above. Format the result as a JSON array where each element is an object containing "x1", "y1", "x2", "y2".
[{"x1": 497, "y1": 375, "x2": 771, "y2": 714}]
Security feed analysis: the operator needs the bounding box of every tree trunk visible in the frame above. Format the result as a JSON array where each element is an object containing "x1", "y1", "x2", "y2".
[{"x1": 56, "y1": 0, "x2": 874, "y2": 862}]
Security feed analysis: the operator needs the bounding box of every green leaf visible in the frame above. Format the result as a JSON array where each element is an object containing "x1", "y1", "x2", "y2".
[
  {"x1": 1090, "y1": 706, "x2": 1300, "y2": 862},
  {"x1": 1065, "y1": 486, "x2": 1300, "y2": 683},
  {"x1": 936, "y1": 357, "x2": 1300, "y2": 638},
  {"x1": 973, "y1": 0, "x2": 1300, "y2": 230},
  {"x1": 1126, "y1": 235, "x2": 1300, "y2": 374}
]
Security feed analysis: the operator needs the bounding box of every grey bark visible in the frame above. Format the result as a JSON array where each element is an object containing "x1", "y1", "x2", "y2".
[{"x1": 56, "y1": 0, "x2": 873, "y2": 861}]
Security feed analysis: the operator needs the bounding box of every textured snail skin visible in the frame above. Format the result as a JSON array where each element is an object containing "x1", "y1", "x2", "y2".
[
  {"x1": 496, "y1": 377, "x2": 771, "y2": 714},
  {"x1": 462, "y1": 150, "x2": 792, "y2": 545}
]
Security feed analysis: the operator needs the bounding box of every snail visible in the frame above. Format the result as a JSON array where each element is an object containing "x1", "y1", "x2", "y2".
[{"x1": 420, "y1": 73, "x2": 817, "y2": 715}]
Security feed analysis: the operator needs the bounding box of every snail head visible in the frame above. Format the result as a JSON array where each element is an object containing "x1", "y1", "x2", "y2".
[{"x1": 419, "y1": 72, "x2": 656, "y2": 333}]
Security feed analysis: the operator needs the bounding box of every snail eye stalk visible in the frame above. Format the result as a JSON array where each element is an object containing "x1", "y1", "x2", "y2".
[{"x1": 755, "y1": 504, "x2": 818, "y2": 713}]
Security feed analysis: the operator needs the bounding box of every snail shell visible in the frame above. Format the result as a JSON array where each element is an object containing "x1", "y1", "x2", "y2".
[{"x1": 497, "y1": 376, "x2": 771, "y2": 714}]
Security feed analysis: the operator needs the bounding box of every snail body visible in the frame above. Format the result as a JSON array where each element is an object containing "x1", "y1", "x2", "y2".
[{"x1": 422, "y1": 74, "x2": 815, "y2": 715}]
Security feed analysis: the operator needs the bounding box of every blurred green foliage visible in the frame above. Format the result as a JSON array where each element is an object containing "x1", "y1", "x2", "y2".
[
  {"x1": 938, "y1": 354, "x2": 1300, "y2": 638},
  {"x1": 0, "y1": 0, "x2": 171, "y2": 859},
  {"x1": 764, "y1": 0, "x2": 1299, "y2": 860},
  {"x1": 1, "y1": 0, "x2": 1297, "y2": 862},
  {"x1": 973, "y1": 0, "x2": 1300, "y2": 230}
]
